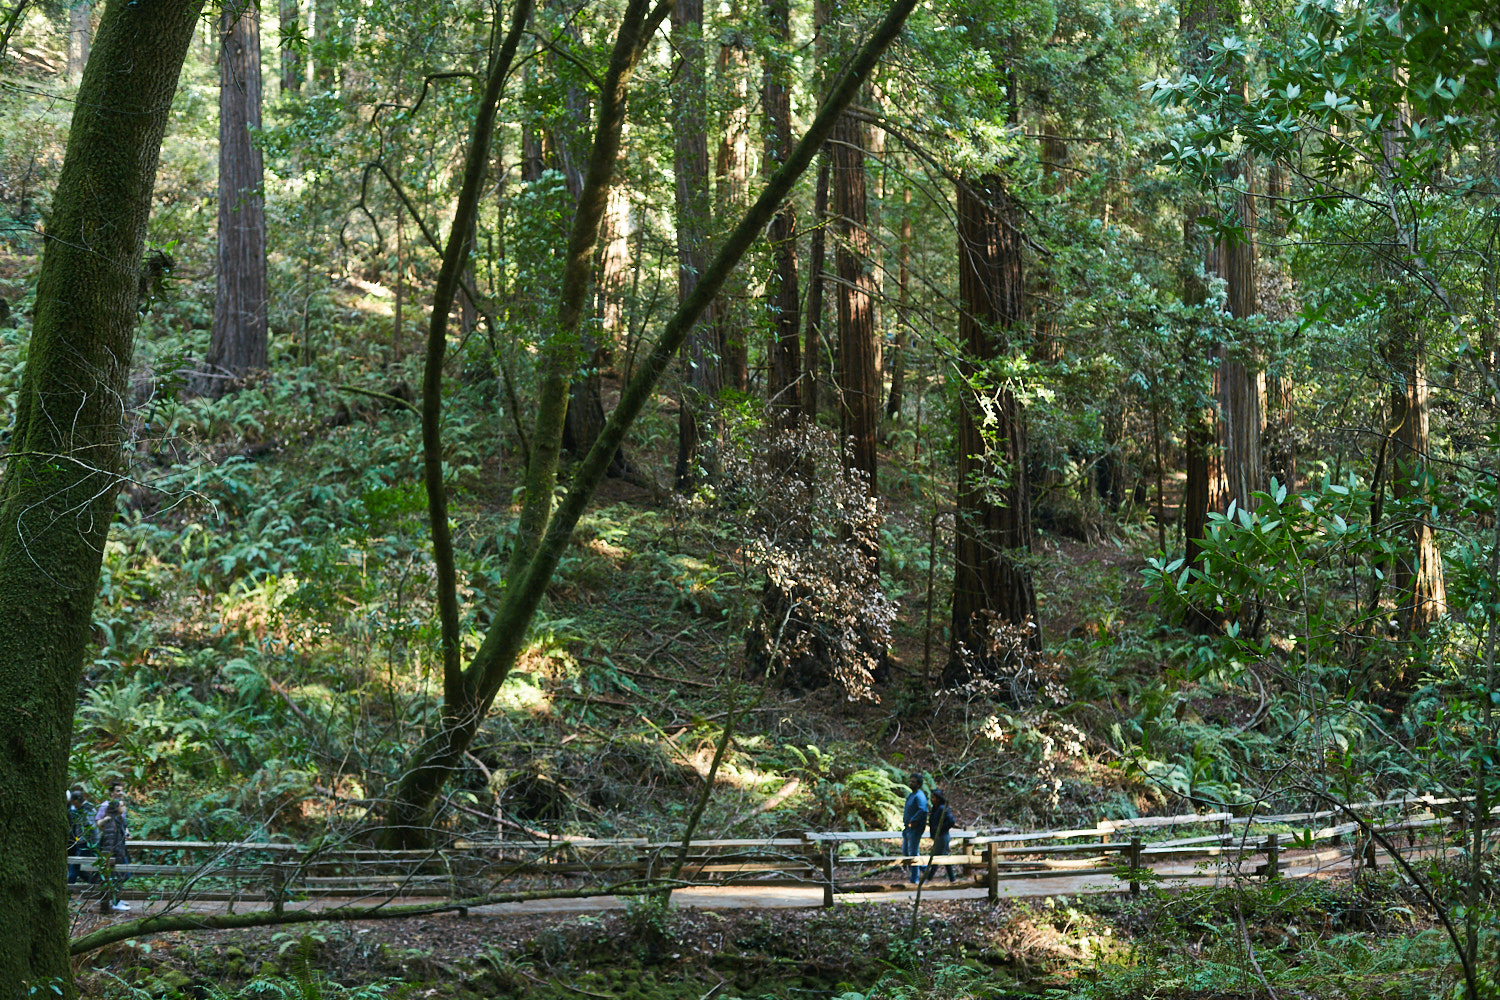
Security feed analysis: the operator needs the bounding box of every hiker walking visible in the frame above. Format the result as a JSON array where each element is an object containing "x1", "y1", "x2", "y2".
[
  {"x1": 96, "y1": 798, "x2": 131, "y2": 913},
  {"x1": 902, "y1": 773, "x2": 928, "y2": 884},
  {"x1": 924, "y1": 789, "x2": 959, "y2": 883},
  {"x1": 67, "y1": 785, "x2": 97, "y2": 884}
]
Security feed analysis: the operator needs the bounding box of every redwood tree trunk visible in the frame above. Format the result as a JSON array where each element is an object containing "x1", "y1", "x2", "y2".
[
  {"x1": 279, "y1": 0, "x2": 301, "y2": 94},
  {"x1": 0, "y1": 0, "x2": 203, "y2": 988},
  {"x1": 831, "y1": 110, "x2": 878, "y2": 489},
  {"x1": 947, "y1": 174, "x2": 1040, "y2": 683},
  {"x1": 714, "y1": 21, "x2": 752, "y2": 393},
  {"x1": 763, "y1": 0, "x2": 800, "y2": 425},
  {"x1": 206, "y1": 2, "x2": 269, "y2": 390},
  {"x1": 1388, "y1": 315, "x2": 1448, "y2": 633},
  {"x1": 673, "y1": 0, "x2": 719, "y2": 489}
]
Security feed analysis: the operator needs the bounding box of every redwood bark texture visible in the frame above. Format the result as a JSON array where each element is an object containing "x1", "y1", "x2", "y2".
[
  {"x1": 948, "y1": 175, "x2": 1040, "y2": 681},
  {"x1": 207, "y1": 2, "x2": 269, "y2": 388},
  {"x1": 831, "y1": 111, "x2": 878, "y2": 489},
  {"x1": 0, "y1": 0, "x2": 203, "y2": 988}
]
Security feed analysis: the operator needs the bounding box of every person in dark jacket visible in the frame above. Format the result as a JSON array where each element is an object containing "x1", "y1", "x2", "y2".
[
  {"x1": 96, "y1": 799, "x2": 131, "y2": 913},
  {"x1": 67, "y1": 785, "x2": 97, "y2": 884},
  {"x1": 902, "y1": 773, "x2": 928, "y2": 884},
  {"x1": 924, "y1": 789, "x2": 959, "y2": 883}
]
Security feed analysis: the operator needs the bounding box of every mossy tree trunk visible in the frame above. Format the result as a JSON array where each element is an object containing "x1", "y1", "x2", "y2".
[{"x1": 0, "y1": 0, "x2": 203, "y2": 990}]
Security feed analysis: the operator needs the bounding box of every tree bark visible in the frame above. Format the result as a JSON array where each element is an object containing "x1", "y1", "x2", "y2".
[
  {"x1": 885, "y1": 185, "x2": 910, "y2": 419},
  {"x1": 66, "y1": 0, "x2": 89, "y2": 84},
  {"x1": 1386, "y1": 306, "x2": 1448, "y2": 634},
  {"x1": 802, "y1": 157, "x2": 829, "y2": 423},
  {"x1": 0, "y1": 0, "x2": 203, "y2": 989},
  {"x1": 714, "y1": 16, "x2": 752, "y2": 393},
  {"x1": 386, "y1": 0, "x2": 920, "y2": 842},
  {"x1": 206, "y1": 1, "x2": 269, "y2": 392},
  {"x1": 312, "y1": 0, "x2": 333, "y2": 87},
  {"x1": 1205, "y1": 157, "x2": 1262, "y2": 515},
  {"x1": 673, "y1": 0, "x2": 719, "y2": 489},
  {"x1": 278, "y1": 0, "x2": 301, "y2": 94},
  {"x1": 947, "y1": 174, "x2": 1040, "y2": 682},
  {"x1": 831, "y1": 110, "x2": 878, "y2": 489},
  {"x1": 762, "y1": 0, "x2": 799, "y2": 426}
]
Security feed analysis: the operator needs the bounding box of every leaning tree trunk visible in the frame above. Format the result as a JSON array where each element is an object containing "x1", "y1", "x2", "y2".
[
  {"x1": 946, "y1": 174, "x2": 1040, "y2": 684},
  {"x1": 831, "y1": 110, "x2": 879, "y2": 490},
  {"x1": 206, "y1": 2, "x2": 268, "y2": 391},
  {"x1": 0, "y1": 0, "x2": 203, "y2": 989},
  {"x1": 762, "y1": 0, "x2": 800, "y2": 426},
  {"x1": 672, "y1": 0, "x2": 720, "y2": 489}
]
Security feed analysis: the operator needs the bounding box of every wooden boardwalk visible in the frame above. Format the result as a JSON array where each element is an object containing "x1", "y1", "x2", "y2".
[{"x1": 69, "y1": 794, "x2": 1491, "y2": 926}]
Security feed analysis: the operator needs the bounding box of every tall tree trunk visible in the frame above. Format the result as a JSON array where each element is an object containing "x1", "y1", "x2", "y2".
[
  {"x1": 278, "y1": 0, "x2": 301, "y2": 94},
  {"x1": 946, "y1": 174, "x2": 1039, "y2": 683},
  {"x1": 1181, "y1": 0, "x2": 1261, "y2": 567},
  {"x1": 0, "y1": 0, "x2": 203, "y2": 988},
  {"x1": 1387, "y1": 304, "x2": 1448, "y2": 634},
  {"x1": 206, "y1": 1, "x2": 269, "y2": 392},
  {"x1": 714, "y1": 16, "x2": 752, "y2": 393},
  {"x1": 802, "y1": 157, "x2": 829, "y2": 423},
  {"x1": 763, "y1": 0, "x2": 799, "y2": 425},
  {"x1": 66, "y1": 0, "x2": 90, "y2": 84},
  {"x1": 1262, "y1": 159, "x2": 1296, "y2": 490},
  {"x1": 673, "y1": 0, "x2": 719, "y2": 488},
  {"x1": 885, "y1": 184, "x2": 910, "y2": 419},
  {"x1": 1206, "y1": 158, "x2": 1262, "y2": 515},
  {"x1": 313, "y1": 0, "x2": 333, "y2": 87},
  {"x1": 831, "y1": 110, "x2": 878, "y2": 489}
]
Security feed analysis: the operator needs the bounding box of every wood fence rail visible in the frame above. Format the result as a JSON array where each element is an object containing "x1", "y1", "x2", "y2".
[{"x1": 69, "y1": 796, "x2": 1496, "y2": 909}]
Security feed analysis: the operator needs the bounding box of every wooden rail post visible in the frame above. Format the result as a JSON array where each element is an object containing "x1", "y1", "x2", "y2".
[
  {"x1": 1266, "y1": 833, "x2": 1280, "y2": 880},
  {"x1": 1128, "y1": 837, "x2": 1142, "y2": 896},
  {"x1": 986, "y1": 844, "x2": 998, "y2": 904},
  {"x1": 823, "y1": 841, "x2": 836, "y2": 908}
]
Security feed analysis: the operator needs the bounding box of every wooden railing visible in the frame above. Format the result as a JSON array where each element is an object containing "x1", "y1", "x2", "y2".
[{"x1": 70, "y1": 794, "x2": 1495, "y2": 909}]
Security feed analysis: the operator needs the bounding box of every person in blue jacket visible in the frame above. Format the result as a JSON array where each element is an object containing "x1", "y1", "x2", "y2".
[{"x1": 902, "y1": 773, "x2": 928, "y2": 884}]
